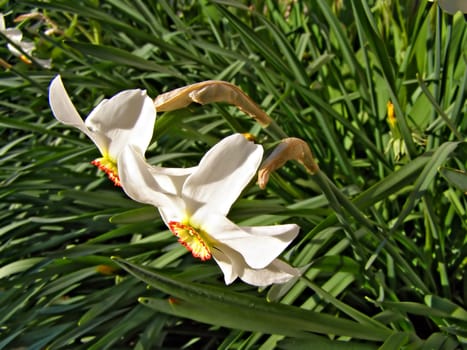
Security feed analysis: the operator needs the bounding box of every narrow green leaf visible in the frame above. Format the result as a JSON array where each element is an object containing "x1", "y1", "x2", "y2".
[
  {"x1": 109, "y1": 206, "x2": 159, "y2": 224},
  {"x1": 440, "y1": 167, "x2": 467, "y2": 193},
  {"x1": 257, "y1": 16, "x2": 309, "y2": 86},
  {"x1": 300, "y1": 277, "x2": 389, "y2": 331},
  {"x1": 315, "y1": 0, "x2": 364, "y2": 84},
  {"x1": 58, "y1": 189, "x2": 137, "y2": 209},
  {"x1": 46, "y1": 309, "x2": 128, "y2": 349},
  {"x1": 112, "y1": 257, "x2": 394, "y2": 341},
  {"x1": 0, "y1": 258, "x2": 44, "y2": 279},
  {"x1": 0, "y1": 329, "x2": 26, "y2": 350},
  {"x1": 38, "y1": 267, "x2": 97, "y2": 297},
  {"x1": 377, "y1": 332, "x2": 410, "y2": 350},
  {"x1": 216, "y1": 6, "x2": 294, "y2": 79},
  {"x1": 140, "y1": 297, "x2": 305, "y2": 338},
  {"x1": 422, "y1": 332, "x2": 461, "y2": 350},
  {"x1": 381, "y1": 299, "x2": 467, "y2": 325},
  {"x1": 391, "y1": 141, "x2": 462, "y2": 232},
  {"x1": 277, "y1": 335, "x2": 378, "y2": 350},
  {"x1": 425, "y1": 295, "x2": 467, "y2": 321},
  {"x1": 417, "y1": 74, "x2": 463, "y2": 140},
  {"x1": 65, "y1": 41, "x2": 183, "y2": 78},
  {"x1": 78, "y1": 286, "x2": 130, "y2": 326},
  {"x1": 87, "y1": 305, "x2": 155, "y2": 350}
]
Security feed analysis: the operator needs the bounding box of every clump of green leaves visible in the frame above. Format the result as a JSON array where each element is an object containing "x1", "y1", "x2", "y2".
[{"x1": 0, "y1": 1, "x2": 465, "y2": 349}]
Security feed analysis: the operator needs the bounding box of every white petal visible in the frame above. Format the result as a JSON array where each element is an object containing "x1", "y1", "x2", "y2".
[
  {"x1": 48, "y1": 75, "x2": 104, "y2": 152},
  {"x1": 148, "y1": 165, "x2": 196, "y2": 197},
  {"x1": 182, "y1": 134, "x2": 263, "y2": 215},
  {"x1": 118, "y1": 145, "x2": 185, "y2": 216},
  {"x1": 211, "y1": 248, "x2": 241, "y2": 285},
  {"x1": 149, "y1": 166, "x2": 197, "y2": 226},
  {"x1": 85, "y1": 89, "x2": 156, "y2": 159},
  {"x1": 192, "y1": 209, "x2": 298, "y2": 269},
  {"x1": 212, "y1": 245, "x2": 300, "y2": 287},
  {"x1": 238, "y1": 259, "x2": 300, "y2": 287},
  {"x1": 17, "y1": 40, "x2": 35, "y2": 55},
  {"x1": 241, "y1": 223, "x2": 300, "y2": 244},
  {"x1": 4, "y1": 28, "x2": 23, "y2": 43},
  {"x1": 0, "y1": 14, "x2": 5, "y2": 31},
  {"x1": 34, "y1": 57, "x2": 52, "y2": 69},
  {"x1": 6, "y1": 43, "x2": 22, "y2": 57}
]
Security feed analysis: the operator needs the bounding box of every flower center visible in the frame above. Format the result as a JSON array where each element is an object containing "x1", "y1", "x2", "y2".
[
  {"x1": 168, "y1": 221, "x2": 212, "y2": 261},
  {"x1": 91, "y1": 157, "x2": 121, "y2": 186}
]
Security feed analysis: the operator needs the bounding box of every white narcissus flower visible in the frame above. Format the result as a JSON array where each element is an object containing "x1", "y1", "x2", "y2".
[
  {"x1": 119, "y1": 134, "x2": 300, "y2": 287},
  {"x1": 48, "y1": 75, "x2": 159, "y2": 186},
  {"x1": 0, "y1": 13, "x2": 51, "y2": 68}
]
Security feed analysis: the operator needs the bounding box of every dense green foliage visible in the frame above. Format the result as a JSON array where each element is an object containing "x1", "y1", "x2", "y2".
[{"x1": 0, "y1": 0, "x2": 466, "y2": 348}]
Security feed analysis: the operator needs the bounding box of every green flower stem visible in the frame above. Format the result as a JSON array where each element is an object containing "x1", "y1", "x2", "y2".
[{"x1": 264, "y1": 119, "x2": 289, "y2": 140}]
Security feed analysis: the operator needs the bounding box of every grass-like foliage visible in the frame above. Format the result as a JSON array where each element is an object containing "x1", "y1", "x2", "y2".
[{"x1": 1, "y1": 0, "x2": 466, "y2": 349}]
